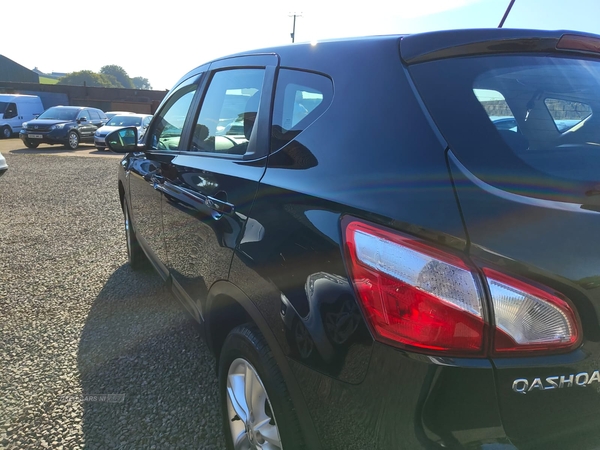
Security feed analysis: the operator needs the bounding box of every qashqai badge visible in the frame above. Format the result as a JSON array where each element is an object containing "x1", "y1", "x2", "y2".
[{"x1": 513, "y1": 370, "x2": 600, "y2": 394}]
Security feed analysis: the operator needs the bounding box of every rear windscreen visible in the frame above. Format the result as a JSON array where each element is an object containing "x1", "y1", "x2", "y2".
[{"x1": 409, "y1": 55, "x2": 600, "y2": 204}]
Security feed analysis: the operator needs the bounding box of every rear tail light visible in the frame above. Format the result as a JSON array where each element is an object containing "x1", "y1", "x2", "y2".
[
  {"x1": 557, "y1": 34, "x2": 600, "y2": 55},
  {"x1": 342, "y1": 217, "x2": 581, "y2": 358},
  {"x1": 484, "y1": 268, "x2": 580, "y2": 356},
  {"x1": 343, "y1": 219, "x2": 487, "y2": 356}
]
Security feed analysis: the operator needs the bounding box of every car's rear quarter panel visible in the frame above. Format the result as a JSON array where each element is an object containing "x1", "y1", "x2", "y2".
[
  {"x1": 450, "y1": 154, "x2": 600, "y2": 448},
  {"x1": 228, "y1": 38, "x2": 507, "y2": 448}
]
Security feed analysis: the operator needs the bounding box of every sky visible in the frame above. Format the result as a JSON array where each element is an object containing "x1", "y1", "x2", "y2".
[{"x1": 2, "y1": 0, "x2": 600, "y2": 91}]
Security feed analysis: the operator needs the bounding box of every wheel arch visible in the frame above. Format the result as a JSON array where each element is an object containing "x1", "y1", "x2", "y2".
[{"x1": 205, "y1": 280, "x2": 322, "y2": 450}]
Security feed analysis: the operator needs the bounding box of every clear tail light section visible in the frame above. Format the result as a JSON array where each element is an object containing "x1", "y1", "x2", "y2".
[
  {"x1": 484, "y1": 268, "x2": 581, "y2": 356},
  {"x1": 342, "y1": 217, "x2": 581, "y2": 358}
]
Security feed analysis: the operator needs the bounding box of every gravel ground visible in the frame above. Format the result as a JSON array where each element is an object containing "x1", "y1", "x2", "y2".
[{"x1": 0, "y1": 150, "x2": 226, "y2": 449}]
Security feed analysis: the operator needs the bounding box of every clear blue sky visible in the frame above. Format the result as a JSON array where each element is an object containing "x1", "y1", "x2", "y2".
[{"x1": 2, "y1": 0, "x2": 599, "y2": 90}]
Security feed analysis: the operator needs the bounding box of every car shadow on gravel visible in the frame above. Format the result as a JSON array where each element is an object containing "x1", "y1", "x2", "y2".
[
  {"x1": 9, "y1": 145, "x2": 99, "y2": 155},
  {"x1": 77, "y1": 265, "x2": 225, "y2": 449}
]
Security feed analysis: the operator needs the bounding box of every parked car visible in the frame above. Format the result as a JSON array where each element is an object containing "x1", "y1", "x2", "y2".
[
  {"x1": 0, "y1": 151, "x2": 7, "y2": 176},
  {"x1": 106, "y1": 29, "x2": 600, "y2": 449},
  {"x1": 0, "y1": 94, "x2": 44, "y2": 139},
  {"x1": 105, "y1": 111, "x2": 135, "y2": 120},
  {"x1": 94, "y1": 114, "x2": 152, "y2": 151},
  {"x1": 491, "y1": 116, "x2": 518, "y2": 131},
  {"x1": 19, "y1": 106, "x2": 108, "y2": 149}
]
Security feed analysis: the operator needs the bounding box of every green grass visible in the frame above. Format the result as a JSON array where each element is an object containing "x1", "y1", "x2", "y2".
[{"x1": 39, "y1": 76, "x2": 59, "y2": 85}]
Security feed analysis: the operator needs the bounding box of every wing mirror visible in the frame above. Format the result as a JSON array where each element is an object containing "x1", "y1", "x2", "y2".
[{"x1": 106, "y1": 127, "x2": 139, "y2": 153}]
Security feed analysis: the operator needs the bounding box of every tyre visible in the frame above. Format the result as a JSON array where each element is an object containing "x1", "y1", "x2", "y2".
[
  {"x1": 123, "y1": 197, "x2": 147, "y2": 270},
  {"x1": 65, "y1": 131, "x2": 79, "y2": 149},
  {"x1": 219, "y1": 324, "x2": 304, "y2": 450},
  {"x1": 96, "y1": 147, "x2": 105, "y2": 151},
  {"x1": 1, "y1": 126, "x2": 11, "y2": 139},
  {"x1": 24, "y1": 140, "x2": 39, "y2": 149}
]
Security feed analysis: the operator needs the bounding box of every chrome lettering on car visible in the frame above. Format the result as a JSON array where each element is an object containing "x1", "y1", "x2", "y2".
[{"x1": 513, "y1": 371, "x2": 600, "y2": 394}]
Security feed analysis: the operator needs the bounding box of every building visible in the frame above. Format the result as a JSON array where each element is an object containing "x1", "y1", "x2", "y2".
[{"x1": 0, "y1": 55, "x2": 39, "y2": 83}]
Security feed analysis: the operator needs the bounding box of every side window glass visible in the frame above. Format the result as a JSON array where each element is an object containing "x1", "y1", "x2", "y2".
[
  {"x1": 78, "y1": 110, "x2": 91, "y2": 121},
  {"x1": 89, "y1": 110, "x2": 100, "y2": 120},
  {"x1": 544, "y1": 98, "x2": 592, "y2": 132},
  {"x1": 192, "y1": 68, "x2": 265, "y2": 155},
  {"x1": 271, "y1": 69, "x2": 333, "y2": 152},
  {"x1": 5, "y1": 103, "x2": 17, "y2": 119},
  {"x1": 148, "y1": 79, "x2": 197, "y2": 151}
]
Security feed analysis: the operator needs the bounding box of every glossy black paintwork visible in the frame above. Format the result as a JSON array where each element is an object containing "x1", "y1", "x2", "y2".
[
  {"x1": 115, "y1": 29, "x2": 600, "y2": 449},
  {"x1": 127, "y1": 156, "x2": 169, "y2": 277},
  {"x1": 448, "y1": 152, "x2": 600, "y2": 448},
  {"x1": 161, "y1": 154, "x2": 266, "y2": 319}
]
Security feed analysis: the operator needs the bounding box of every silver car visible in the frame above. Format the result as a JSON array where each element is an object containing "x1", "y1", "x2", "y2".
[{"x1": 94, "y1": 114, "x2": 152, "y2": 150}]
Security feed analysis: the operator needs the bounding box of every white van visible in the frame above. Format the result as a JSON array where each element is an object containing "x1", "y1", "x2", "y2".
[{"x1": 0, "y1": 94, "x2": 44, "y2": 138}]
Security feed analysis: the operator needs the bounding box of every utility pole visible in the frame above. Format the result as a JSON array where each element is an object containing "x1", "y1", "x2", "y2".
[{"x1": 289, "y1": 12, "x2": 302, "y2": 43}]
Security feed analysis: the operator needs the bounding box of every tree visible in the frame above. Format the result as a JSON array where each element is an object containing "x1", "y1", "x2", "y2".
[
  {"x1": 132, "y1": 76, "x2": 152, "y2": 90},
  {"x1": 100, "y1": 65, "x2": 134, "y2": 89},
  {"x1": 102, "y1": 74, "x2": 125, "y2": 89},
  {"x1": 57, "y1": 70, "x2": 116, "y2": 88}
]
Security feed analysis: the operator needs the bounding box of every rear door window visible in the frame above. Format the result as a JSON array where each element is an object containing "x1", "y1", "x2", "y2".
[
  {"x1": 191, "y1": 68, "x2": 265, "y2": 155},
  {"x1": 271, "y1": 69, "x2": 333, "y2": 152}
]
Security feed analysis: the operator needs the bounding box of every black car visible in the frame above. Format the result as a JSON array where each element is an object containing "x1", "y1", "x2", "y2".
[
  {"x1": 20, "y1": 106, "x2": 108, "y2": 149},
  {"x1": 107, "y1": 29, "x2": 600, "y2": 449}
]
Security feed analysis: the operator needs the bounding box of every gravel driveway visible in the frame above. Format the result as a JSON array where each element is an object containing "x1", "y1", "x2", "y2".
[{"x1": 0, "y1": 148, "x2": 226, "y2": 449}]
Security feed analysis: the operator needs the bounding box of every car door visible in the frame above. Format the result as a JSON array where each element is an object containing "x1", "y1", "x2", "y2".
[
  {"x1": 89, "y1": 109, "x2": 105, "y2": 130},
  {"x1": 127, "y1": 75, "x2": 201, "y2": 277},
  {"x1": 160, "y1": 55, "x2": 278, "y2": 321},
  {"x1": 76, "y1": 109, "x2": 93, "y2": 139}
]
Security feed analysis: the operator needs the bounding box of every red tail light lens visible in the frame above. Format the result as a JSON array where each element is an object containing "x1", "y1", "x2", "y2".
[
  {"x1": 342, "y1": 217, "x2": 582, "y2": 358},
  {"x1": 343, "y1": 219, "x2": 487, "y2": 356}
]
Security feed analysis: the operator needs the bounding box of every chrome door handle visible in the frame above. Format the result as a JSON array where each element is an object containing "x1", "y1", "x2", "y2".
[
  {"x1": 206, "y1": 196, "x2": 234, "y2": 214},
  {"x1": 151, "y1": 174, "x2": 164, "y2": 190}
]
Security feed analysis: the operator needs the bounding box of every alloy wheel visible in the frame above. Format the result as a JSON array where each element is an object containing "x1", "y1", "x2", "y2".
[
  {"x1": 68, "y1": 132, "x2": 79, "y2": 149},
  {"x1": 226, "y1": 358, "x2": 283, "y2": 450}
]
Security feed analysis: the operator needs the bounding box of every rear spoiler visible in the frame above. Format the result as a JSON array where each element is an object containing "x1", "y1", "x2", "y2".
[{"x1": 401, "y1": 28, "x2": 600, "y2": 64}]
